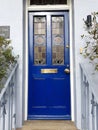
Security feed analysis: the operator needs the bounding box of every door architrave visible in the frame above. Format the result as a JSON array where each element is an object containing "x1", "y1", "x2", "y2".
[{"x1": 23, "y1": 0, "x2": 75, "y2": 122}]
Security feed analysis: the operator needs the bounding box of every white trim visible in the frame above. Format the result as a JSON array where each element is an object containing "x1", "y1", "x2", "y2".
[
  {"x1": 69, "y1": 0, "x2": 75, "y2": 121},
  {"x1": 28, "y1": 5, "x2": 70, "y2": 11},
  {"x1": 24, "y1": 0, "x2": 29, "y2": 120},
  {"x1": 24, "y1": 0, "x2": 75, "y2": 121}
]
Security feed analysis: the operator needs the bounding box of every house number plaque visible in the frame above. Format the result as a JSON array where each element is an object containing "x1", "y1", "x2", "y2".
[{"x1": 0, "y1": 26, "x2": 10, "y2": 39}]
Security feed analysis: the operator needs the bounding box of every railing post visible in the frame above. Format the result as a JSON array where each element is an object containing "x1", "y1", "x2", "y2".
[
  {"x1": 10, "y1": 79, "x2": 14, "y2": 130},
  {"x1": 80, "y1": 64, "x2": 89, "y2": 130},
  {"x1": 1, "y1": 93, "x2": 7, "y2": 130},
  {"x1": 11, "y1": 68, "x2": 17, "y2": 130},
  {"x1": 11, "y1": 83, "x2": 14, "y2": 130},
  {"x1": 91, "y1": 94, "x2": 95, "y2": 130},
  {"x1": 8, "y1": 77, "x2": 15, "y2": 130},
  {"x1": 13, "y1": 69, "x2": 16, "y2": 130},
  {"x1": 96, "y1": 104, "x2": 98, "y2": 130},
  {"x1": 91, "y1": 94, "x2": 98, "y2": 130},
  {"x1": 8, "y1": 82, "x2": 11, "y2": 130}
]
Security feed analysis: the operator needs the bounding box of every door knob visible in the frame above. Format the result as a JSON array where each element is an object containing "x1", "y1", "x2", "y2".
[{"x1": 64, "y1": 68, "x2": 70, "y2": 74}]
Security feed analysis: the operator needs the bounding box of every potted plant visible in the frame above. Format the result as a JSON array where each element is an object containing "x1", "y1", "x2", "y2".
[
  {"x1": 0, "y1": 36, "x2": 18, "y2": 91},
  {"x1": 81, "y1": 12, "x2": 98, "y2": 71}
]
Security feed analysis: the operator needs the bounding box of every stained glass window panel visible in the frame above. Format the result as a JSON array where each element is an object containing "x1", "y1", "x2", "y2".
[
  {"x1": 52, "y1": 17, "x2": 64, "y2": 35},
  {"x1": 34, "y1": 16, "x2": 46, "y2": 65},
  {"x1": 52, "y1": 16, "x2": 64, "y2": 65}
]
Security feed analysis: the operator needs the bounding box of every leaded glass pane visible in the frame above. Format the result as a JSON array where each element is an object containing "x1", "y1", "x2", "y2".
[
  {"x1": 52, "y1": 16, "x2": 64, "y2": 65},
  {"x1": 34, "y1": 17, "x2": 46, "y2": 35},
  {"x1": 52, "y1": 17, "x2": 64, "y2": 35},
  {"x1": 30, "y1": 0, "x2": 67, "y2": 5},
  {"x1": 34, "y1": 16, "x2": 46, "y2": 65}
]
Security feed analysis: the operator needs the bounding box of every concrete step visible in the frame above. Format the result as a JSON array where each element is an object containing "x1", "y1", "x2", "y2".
[{"x1": 16, "y1": 120, "x2": 78, "y2": 130}]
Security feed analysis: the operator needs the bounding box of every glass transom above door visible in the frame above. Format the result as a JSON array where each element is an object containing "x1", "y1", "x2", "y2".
[{"x1": 30, "y1": 0, "x2": 67, "y2": 5}]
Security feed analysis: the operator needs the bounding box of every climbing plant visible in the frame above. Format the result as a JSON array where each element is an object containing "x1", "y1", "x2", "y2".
[{"x1": 81, "y1": 12, "x2": 98, "y2": 71}]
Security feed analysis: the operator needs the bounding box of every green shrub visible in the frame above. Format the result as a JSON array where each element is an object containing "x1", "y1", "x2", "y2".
[{"x1": 0, "y1": 36, "x2": 17, "y2": 82}]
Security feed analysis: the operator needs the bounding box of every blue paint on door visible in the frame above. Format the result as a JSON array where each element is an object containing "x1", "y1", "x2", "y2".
[{"x1": 28, "y1": 11, "x2": 71, "y2": 120}]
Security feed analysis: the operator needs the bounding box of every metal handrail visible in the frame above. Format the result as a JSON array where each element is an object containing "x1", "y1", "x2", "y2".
[{"x1": 0, "y1": 63, "x2": 18, "y2": 101}]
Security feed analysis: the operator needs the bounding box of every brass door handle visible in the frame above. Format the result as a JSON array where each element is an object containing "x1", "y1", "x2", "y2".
[{"x1": 64, "y1": 68, "x2": 70, "y2": 74}]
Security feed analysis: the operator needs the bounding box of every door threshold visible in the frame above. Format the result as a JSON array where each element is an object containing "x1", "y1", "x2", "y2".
[{"x1": 28, "y1": 115, "x2": 71, "y2": 120}]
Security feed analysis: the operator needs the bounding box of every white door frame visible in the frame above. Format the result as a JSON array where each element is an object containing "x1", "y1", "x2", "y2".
[{"x1": 23, "y1": 0, "x2": 76, "y2": 121}]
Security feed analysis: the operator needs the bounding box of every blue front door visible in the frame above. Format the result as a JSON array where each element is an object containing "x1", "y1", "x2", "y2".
[{"x1": 28, "y1": 11, "x2": 71, "y2": 119}]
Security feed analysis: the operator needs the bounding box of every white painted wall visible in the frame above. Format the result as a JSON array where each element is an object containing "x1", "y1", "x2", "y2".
[
  {"x1": 73, "y1": 0, "x2": 98, "y2": 129},
  {"x1": 0, "y1": 0, "x2": 98, "y2": 129},
  {"x1": 0, "y1": 0, "x2": 23, "y2": 128}
]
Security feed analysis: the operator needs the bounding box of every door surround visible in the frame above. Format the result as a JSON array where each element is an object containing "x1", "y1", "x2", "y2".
[{"x1": 24, "y1": 0, "x2": 75, "y2": 122}]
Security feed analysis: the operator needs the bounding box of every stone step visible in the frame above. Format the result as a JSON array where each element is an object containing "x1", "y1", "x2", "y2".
[{"x1": 16, "y1": 120, "x2": 78, "y2": 130}]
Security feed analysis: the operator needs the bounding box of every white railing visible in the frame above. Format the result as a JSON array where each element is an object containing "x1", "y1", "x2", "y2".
[
  {"x1": 80, "y1": 63, "x2": 98, "y2": 130},
  {"x1": 0, "y1": 63, "x2": 18, "y2": 130}
]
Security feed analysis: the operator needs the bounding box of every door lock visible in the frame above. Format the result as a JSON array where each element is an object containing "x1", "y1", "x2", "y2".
[{"x1": 64, "y1": 68, "x2": 70, "y2": 74}]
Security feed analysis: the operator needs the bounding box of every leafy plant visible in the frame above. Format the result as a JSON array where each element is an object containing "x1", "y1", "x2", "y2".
[
  {"x1": 0, "y1": 36, "x2": 18, "y2": 90},
  {"x1": 81, "y1": 12, "x2": 98, "y2": 71}
]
